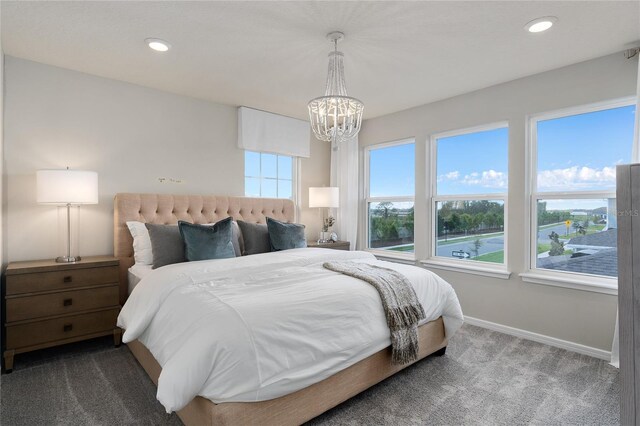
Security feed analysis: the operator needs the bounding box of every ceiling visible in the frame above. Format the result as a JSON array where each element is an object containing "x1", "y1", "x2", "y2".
[{"x1": 1, "y1": 1, "x2": 639, "y2": 120}]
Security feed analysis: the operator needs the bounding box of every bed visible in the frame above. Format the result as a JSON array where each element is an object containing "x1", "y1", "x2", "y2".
[{"x1": 114, "y1": 193, "x2": 463, "y2": 426}]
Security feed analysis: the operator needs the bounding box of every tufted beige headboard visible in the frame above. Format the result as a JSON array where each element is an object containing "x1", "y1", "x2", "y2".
[{"x1": 113, "y1": 193, "x2": 296, "y2": 303}]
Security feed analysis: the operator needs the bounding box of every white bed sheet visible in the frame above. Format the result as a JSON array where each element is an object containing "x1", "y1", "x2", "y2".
[
  {"x1": 127, "y1": 263, "x2": 154, "y2": 294},
  {"x1": 118, "y1": 248, "x2": 463, "y2": 413}
]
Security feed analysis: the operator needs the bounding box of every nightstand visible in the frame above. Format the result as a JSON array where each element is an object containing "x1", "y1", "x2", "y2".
[
  {"x1": 307, "y1": 240, "x2": 351, "y2": 251},
  {"x1": 3, "y1": 256, "x2": 121, "y2": 373}
]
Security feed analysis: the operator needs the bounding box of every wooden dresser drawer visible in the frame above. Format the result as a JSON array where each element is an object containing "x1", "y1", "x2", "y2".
[
  {"x1": 6, "y1": 266, "x2": 119, "y2": 295},
  {"x1": 6, "y1": 308, "x2": 120, "y2": 350},
  {"x1": 6, "y1": 285, "x2": 119, "y2": 322}
]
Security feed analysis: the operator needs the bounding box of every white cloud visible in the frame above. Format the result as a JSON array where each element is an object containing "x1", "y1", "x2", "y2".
[
  {"x1": 461, "y1": 169, "x2": 507, "y2": 188},
  {"x1": 537, "y1": 166, "x2": 616, "y2": 190},
  {"x1": 437, "y1": 170, "x2": 460, "y2": 182}
]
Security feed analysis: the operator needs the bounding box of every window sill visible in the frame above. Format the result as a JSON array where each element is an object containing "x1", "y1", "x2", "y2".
[
  {"x1": 519, "y1": 271, "x2": 617, "y2": 295},
  {"x1": 420, "y1": 259, "x2": 511, "y2": 280},
  {"x1": 367, "y1": 249, "x2": 416, "y2": 265}
]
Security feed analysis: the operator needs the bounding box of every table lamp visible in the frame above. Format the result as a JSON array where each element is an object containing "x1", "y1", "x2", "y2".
[
  {"x1": 37, "y1": 168, "x2": 99, "y2": 262},
  {"x1": 309, "y1": 187, "x2": 339, "y2": 243}
]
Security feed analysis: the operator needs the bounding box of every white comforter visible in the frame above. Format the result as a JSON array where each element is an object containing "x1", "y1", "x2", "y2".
[{"x1": 118, "y1": 248, "x2": 463, "y2": 413}]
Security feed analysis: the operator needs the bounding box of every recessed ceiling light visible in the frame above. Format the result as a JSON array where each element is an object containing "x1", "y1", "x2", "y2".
[
  {"x1": 145, "y1": 38, "x2": 171, "y2": 52},
  {"x1": 525, "y1": 16, "x2": 558, "y2": 33}
]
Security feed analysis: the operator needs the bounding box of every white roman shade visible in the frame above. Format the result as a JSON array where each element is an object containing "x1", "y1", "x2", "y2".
[{"x1": 238, "y1": 107, "x2": 310, "y2": 158}]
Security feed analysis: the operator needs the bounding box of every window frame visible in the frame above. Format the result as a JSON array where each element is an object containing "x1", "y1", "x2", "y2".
[
  {"x1": 423, "y1": 121, "x2": 510, "y2": 277},
  {"x1": 522, "y1": 97, "x2": 637, "y2": 294},
  {"x1": 363, "y1": 138, "x2": 416, "y2": 260},
  {"x1": 243, "y1": 150, "x2": 299, "y2": 205}
]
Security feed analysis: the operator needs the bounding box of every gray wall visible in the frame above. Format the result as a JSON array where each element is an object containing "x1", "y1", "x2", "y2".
[
  {"x1": 3, "y1": 56, "x2": 329, "y2": 263},
  {"x1": 359, "y1": 52, "x2": 637, "y2": 351}
]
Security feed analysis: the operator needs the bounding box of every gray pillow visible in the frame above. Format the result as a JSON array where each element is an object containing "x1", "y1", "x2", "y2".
[
  {"x1": 145, "y1": 220, "x2": 242, "y2": 268},
  {"x1": 237, "y1": 221, "x2": 271, "y2": 255},
  {"x1": 266, "y1": 217, "x2": 307, "y2": 251},
  {"x1": 230, "y1": 221, "x2": 243, "y2": 257},
  {"x1": 178, "y1": 218, "x2": 236, "y2": 262},
  {"x1": 145, "y1": 223, "x2": 186, "y2": 269}
]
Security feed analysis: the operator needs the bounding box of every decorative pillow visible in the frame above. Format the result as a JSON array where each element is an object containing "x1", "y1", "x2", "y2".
[
  {"x1": 178, "y1": 218, "x2": 236, "y2": 262},
  {"x1": 266, "y1": 217, "x2": 307, "y2": 251},
  {"x1": 126, "y1": 221, "x2": 153, "y2": 265},
  {"x1": 230, "y1": 221, "x2": 244, "y2": 257},
  {"x1": 145, "y1": 224, "x2": 186, "y2": 269},
  {"x1": 237, "y1": 221, "x2": 271, "y2": 255}
]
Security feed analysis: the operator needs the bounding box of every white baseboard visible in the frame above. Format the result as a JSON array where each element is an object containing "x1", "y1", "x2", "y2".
[{"x1": 463, "y1": 316, "x2": 612, "y2": 361}]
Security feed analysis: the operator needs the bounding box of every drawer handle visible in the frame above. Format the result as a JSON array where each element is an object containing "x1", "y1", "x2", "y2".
[
  {"x1": 63, "y1": 276, "x2": 73, "y2": 283},
  {"x1": 63, "y1": 324, "x2": 73, "y2": 332},
  {"x1": 63, "y1": 298, "x2": 73, "y2": 307}
]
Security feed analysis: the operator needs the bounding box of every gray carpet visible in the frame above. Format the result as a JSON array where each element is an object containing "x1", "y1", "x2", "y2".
[{"x1": 0, "y1": 324, "x2": 619, "y2": 425}]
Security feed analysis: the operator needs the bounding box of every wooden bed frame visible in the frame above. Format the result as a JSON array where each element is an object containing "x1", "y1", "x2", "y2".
[{"x1": 114, "y1": 193, "x2": 447, "y2": 426}]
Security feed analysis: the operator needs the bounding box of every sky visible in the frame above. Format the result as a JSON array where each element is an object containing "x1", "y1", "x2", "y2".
[
  {"x1": 370, "y1": 104, "x2": 636, "y2": 210},
  {"x1": 245, "y1": 151, "x2": 293, "y2": 198},
  {"x1": 436, "y1": 127, "x2": 508, "y2": 195},
  {"x1": 369, "y1": 142, "x2": 415, "y2": 197}
]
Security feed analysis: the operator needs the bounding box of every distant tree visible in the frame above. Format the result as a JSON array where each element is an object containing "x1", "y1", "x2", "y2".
[
  {"x1": 548, "y1": 231, "x2": 565, "y2": 256},
  {"x1": 472, "y1": 213, "x2": 485, "y2": 233},
  {"x1": 376, "y1": 202, "x2": 395, "y2": 219},
  {"x1": 448, "y1": 213, "x2": 461, "y2": 234},
  {"x1": 572, "y1": 221, "x2": 581, "y2": 232},
  {"x1": 371, "y1": 216, "x2": 398, "y2": 241},
  {"x1": 572, "y1": 220, "x2": 589, "y2": 236},
  {"x1": 460, "y1": 213, "x2": 473, "y2": 235},
  {"x1": 405, "y1": 207, "x2": 414, "y2": 234},
  {"x1": 470, "y1": 238, "x2": 483, "y2": 258},
  {"x1": 484, "y1": 212, "x2": 497, "y2": 229}
]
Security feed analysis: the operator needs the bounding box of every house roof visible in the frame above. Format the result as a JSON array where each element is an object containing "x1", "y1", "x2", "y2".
[
  {"x1": 568, "y1": 229, "x2": 617, "y2": 248},
  {"x1": 540, "y1": 248, "x2": 617, "y2": 278}
]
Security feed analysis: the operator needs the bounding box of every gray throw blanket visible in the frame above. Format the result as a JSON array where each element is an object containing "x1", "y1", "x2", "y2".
[{"x1": 323, "y1": 261, "x2": 426, "y2": 365}]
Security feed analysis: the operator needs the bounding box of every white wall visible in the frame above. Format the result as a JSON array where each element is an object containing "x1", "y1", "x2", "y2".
[
  {"x1": 359, "y1": 52, "x2": 638, "y2": 351},
  {"x1": 3, "y1": 56, "x2": 329, "y2": 262}
]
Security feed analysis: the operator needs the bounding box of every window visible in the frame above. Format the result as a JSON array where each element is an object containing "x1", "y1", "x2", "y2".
[
  {"x1": 365, "y1": 140, "x2": 415, "y2": 255},
  {"x1": 431, "y1": 124, "x2": 508, "y2": 265},
  {"x1": 529, "y1": 100, "x2": 636, "y2": 281},
  {"x1": 244, "y1": 151, "x2": 294, "y2": 199}
]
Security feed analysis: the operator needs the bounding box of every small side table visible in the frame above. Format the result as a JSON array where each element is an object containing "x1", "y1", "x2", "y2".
[
  {"x1": 307, "y1": 240, "x2": 350, "y2": 251},
  {"x1": 3, "y1": 255, "x2": 121, "y2": 373}
]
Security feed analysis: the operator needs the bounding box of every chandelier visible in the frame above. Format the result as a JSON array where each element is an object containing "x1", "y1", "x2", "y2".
[{"x1": 308, "y1": 31, "x2": 364, "y2": 150}]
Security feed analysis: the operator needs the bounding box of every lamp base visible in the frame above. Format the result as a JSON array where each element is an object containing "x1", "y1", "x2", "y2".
[{"x1": 55, "y1": 255, "x2": 81, "y2": 263}]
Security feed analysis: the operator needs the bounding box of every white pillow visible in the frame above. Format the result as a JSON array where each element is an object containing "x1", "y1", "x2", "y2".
[{"x1": 126, "y1": 221, "x2": 153, "y2": 265}]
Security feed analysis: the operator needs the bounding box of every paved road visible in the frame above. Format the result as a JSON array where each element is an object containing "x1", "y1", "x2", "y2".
[
  {"x1": 436, "y1": 235, "x2": 504, "y2": 258},
  {"x1": 537, "y1": 223, "x2": 572, "y2": 243},
  {"x1": 434, "y1": 222, "x2": 573, "y2": 259}
]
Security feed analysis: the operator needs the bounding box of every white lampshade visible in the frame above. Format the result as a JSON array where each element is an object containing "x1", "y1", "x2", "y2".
[
  {"x1": 309, "y1": 187, "x2": 339, "y2": 208},
  {"x1": 37, "y1": 169, "x2": 99, "y2": 205}
]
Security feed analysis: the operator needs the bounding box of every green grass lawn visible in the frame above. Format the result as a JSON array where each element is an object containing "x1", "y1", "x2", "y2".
[
  {"x1": 539, "y1": 222, "x2": 564, "y2": 230},
  {"x1": 472, "y1": 250, "x2": 504, "y2": 263},
  {"x1": 537, "y1": 243, "x2": 572, "y2": 255},
  {"x1": 559, "y1": 224, "x2": 606, "y2": 240},
  {"x1": 437, "y1": 232, "x2": 504, "y2": 246},
  {"x1": 537, "y1": 243, "x2": 551, "y2": 254},
  {"x1": 387, "y1": 245, "x2": 415, "y2": 252}
]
